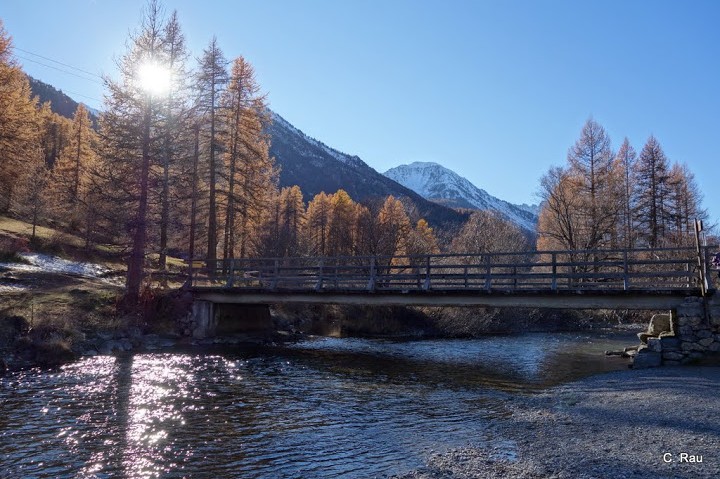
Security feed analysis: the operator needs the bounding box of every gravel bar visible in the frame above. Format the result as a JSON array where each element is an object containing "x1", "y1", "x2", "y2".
[{"x1": 395, "y1": 367, "x2": 720, "y2": 479}]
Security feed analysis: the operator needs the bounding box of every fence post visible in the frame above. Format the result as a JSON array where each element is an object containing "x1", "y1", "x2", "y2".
[
  {"x1": 623, "y1": 250, "x2": 629, "y2": 291},
  {"x1": 423, "y1": 255, "x2": 431, "y2": 290},
  {"x1": 551, "y1": 253, "x2": 557, "y2": 291},
  {"x1": 367, "y1": 257, "x2": 377, "y2": 291},
  {"x1": 270, "y1": 259, "x2": 279, "y2": 290},
  {"x1": 226, "y1": 259, "x2": 235, "y2": 288},
  {"x1": 484, "y1": 254, "x2": 492, "y2": 292},
  {"x1": 315, "y1": 259, "x2": 324, "y2": 291}
]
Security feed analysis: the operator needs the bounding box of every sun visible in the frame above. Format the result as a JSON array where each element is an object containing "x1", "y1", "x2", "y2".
[{"x1": 137, "y1": 61, "x2": 172, "y2": 96}]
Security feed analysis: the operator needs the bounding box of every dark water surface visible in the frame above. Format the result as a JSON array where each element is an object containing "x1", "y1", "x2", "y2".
[{"x1": 0, "y1": 332, "x2": 636, "y2": 478}]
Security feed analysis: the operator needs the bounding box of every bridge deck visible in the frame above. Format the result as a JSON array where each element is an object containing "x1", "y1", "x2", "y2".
[{"x1": 189, "y1": 246, "x2": 716, "y2": 309}]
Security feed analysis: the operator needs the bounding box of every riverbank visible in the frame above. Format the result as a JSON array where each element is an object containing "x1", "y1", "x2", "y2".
[{"x1": 396, "y1": 366, "x2": 720, "y2": 479}]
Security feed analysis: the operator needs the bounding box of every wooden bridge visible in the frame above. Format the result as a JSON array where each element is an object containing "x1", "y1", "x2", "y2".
[{"x1": 189, "y1": 246, "x2": 717, "y2": 310}]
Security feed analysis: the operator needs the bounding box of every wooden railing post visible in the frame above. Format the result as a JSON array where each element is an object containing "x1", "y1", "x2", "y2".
[
  {"x1": 484, "y1": 254, "x2": 492, "y2": 292},
  {"x1": 423, "y1": 255, "x2": 431, "y2": 290},
  {"x1": 270, "y1": 259, "x2": 279, "y2": 290},
  {"x1": 226, "y1": 259, "x2": 235, "y2": 288},
  {"x1": 367, "y1": 257, "x2": 376, "y2": 292},
  {"x1": 315, "y1": 259, "x2": 324, "y2": 291},
  {"x1": 551, "y1": 253, "x2": 557, "y2": 291},
  {"x1": 623, "y1": 250, "x2": 629, "y2": 291}
]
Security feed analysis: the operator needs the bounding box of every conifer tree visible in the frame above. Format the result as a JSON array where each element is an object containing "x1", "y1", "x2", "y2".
[
  {"x1": 304, "y1": 192, "x2": 333, "y2": 256},
  {"x1": 98, "y1": 0, "x2": 170, "y2": 303},
  {"x1": 615, "y1": 138, "x2": 637, "y2": 248},
  {"x1": 157, "y1": 10, "x2": 190, "y2": 269},
  {"x1": 196, "y1": 37, "x2": 228, "y2": 266},
  {"x1": 0, "y1": 21, "x2": 40, "y2": 212},
  {"x1": 219, "y1": 56, "x2": 275, "y2": 260},
  {"x1": 633, "y1": 135, "x2": 670, "y2": 248}
]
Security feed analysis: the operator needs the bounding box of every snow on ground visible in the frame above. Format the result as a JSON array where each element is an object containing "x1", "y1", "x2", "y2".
[{"x1": 0, "y1": 253, "x2": 121, "y2": 290}]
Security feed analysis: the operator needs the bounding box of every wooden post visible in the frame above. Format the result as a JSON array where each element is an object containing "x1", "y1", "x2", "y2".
[
  {"x1": 551, "y1": 253, "x2": 557, "y2": 291},
  {"x1": 270, "y1": 259, "x2": 279, "y2": 290},
  {"x1": 484, "y1": 254, "x2": 492, "y2": 292},
  {"x1": 367, "y1": 257, "x2": 376, "y2": 291},
  {"x1": 226, "y1": 259, "x2": 235, "y2": 288},
  {"x1": 464, "y1": 266, "x2": 468, "y2": 288},
  {"x1": 423, "y1": 256, "x2": 431, "y2": 290},
  {"x1": 694, "y1": 219, "x2": 707, "y2": 296},
  {"x1": 512, "y1": 265, "x2": 517, "y2": 290},
  {"x1": 315, "y1": 259, "x2": 324, "y2": 291},
  {"x1": 623, "y1": 250, "x2": 629, "y2": 291}
]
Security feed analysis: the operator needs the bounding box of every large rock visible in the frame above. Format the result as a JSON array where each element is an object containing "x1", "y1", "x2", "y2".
[
  {"x1": 638, "y1": 313, "x2": 672, "y2": 343},
  {"x1": 662, "y1": 351, "x2": 685, "y2": 361},
  {"x1": 633, "y1": 350, "x2": 662, "y2": 368}
]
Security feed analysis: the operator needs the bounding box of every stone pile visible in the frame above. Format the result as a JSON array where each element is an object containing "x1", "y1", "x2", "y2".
[{"x1": 634, "y1": 296, "x2": 720, "y2": 368}]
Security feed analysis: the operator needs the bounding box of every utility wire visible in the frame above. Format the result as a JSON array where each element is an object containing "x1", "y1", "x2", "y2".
[
  {"x1": 16, "y1": 55, "x2": 103, "y2": 85},
  {"x1": 13, "y1": 46, "x2": 102, "y2": 79}
]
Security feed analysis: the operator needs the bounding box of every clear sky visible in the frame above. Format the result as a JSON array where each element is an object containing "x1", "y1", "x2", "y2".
[{"x1": 3, "y1": 0, "x2": 719, "y2": 226}]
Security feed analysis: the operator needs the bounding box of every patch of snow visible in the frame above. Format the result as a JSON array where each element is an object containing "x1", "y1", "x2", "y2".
[
  {"x1": 0, "y1": 284, "x2": 28, "y2": 293},
  {"x1": 0, "y1": 253, "x2": 120, "y2": 285}
]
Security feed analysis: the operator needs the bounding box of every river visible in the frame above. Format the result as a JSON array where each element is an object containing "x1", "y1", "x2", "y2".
[{"x1": 0, "y1": 332, "x2": 636, "y2": 478}]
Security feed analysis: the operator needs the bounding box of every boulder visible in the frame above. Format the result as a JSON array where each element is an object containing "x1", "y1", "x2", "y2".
[
  {"x1": 646, "y1": 337, "x2": 662, "y2": 352},
  {"x1": 633, "y1": 350, "x2": 662, "y2": 369},
  {"x1": 660, "y1": 337, "x2": 680, "y2": 351},
  {"x1": 662, "y1": 351, "x2": 685, "y2": 361},
  {"x1": 638, "y1": 314, "x2": 672, "y2": 343}
]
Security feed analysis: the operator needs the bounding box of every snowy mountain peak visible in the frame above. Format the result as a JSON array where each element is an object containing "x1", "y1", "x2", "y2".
[{"x1": 383, "y1": 162, "x2": 538, "y2": 232}]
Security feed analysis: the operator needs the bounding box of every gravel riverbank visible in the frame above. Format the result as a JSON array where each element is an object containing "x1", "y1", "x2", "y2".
[{"x1": 397, "y1": 366, "x2": 720, "y2": 479}]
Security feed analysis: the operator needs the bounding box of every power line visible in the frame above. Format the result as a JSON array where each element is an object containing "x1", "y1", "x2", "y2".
[
  {"x1": 13, "y1": 46, "x2": 102, "y2": 79},
  {"x1": 16, "y1": 55, "x2": 103, "y2": 85}
]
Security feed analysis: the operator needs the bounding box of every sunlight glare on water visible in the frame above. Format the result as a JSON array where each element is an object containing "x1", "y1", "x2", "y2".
[{"x1": 0, "y1": 332, "x2": 635, "y2": 478}]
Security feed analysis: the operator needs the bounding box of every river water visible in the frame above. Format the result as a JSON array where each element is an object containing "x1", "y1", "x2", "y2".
[{"x1": 0, "y1": 332, "x2": 636, "y2": 478}]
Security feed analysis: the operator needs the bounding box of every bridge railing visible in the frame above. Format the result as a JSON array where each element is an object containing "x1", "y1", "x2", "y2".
[{"x1": 189, "y1": 245, "x2": 715, "y2": 293}]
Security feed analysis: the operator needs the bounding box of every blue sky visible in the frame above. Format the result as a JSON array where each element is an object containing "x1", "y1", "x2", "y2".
[{"x1": 3, "y1": 0, "x2": 719, "y2": 226}]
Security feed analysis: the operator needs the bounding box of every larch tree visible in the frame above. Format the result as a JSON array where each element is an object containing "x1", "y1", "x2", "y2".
[
  {"x1": 304, "y1": 192, "x2": 333, "y2": 256},
  {"x1": 633, "y1": 135, "x2": 670, "y2": 248},
  {"x1": 615, "y1": 138, "x2": 637, "y2": 248},
  {"x1": 0, "y1": 20, "x2": 40, "y2": 212},
  {"x1": 666, "y1": 162, "x2": 706, "y2": 245},
  {"x1": 48, "y1": 104, "x2": 98, "y2": 234},
  {"x1": 196, "y1": 37, "x2": 229, "y2": 267},
  {"x1": 327, "y1": 189, "x2": 358, "y2": 257},
  {"x1": 157, "y1": 10, "x2": 190, "y2": 269},
  {"x1": 566, "y1": 118, "x2": 620, "y2": 250},
  {"x1": 98, "y1": 0, "x2": 171, "y2": 304},
  {"x1": 219, "y1": 56, "x2": 275, "y2": 260},
  {"x1": 376, "y1": 195, "x2": 412, "y2": 258}
]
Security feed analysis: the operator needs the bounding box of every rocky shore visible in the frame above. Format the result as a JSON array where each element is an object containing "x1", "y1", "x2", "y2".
[{"x1": 397, "y1": 366, "x2": 720, "y2": 479}]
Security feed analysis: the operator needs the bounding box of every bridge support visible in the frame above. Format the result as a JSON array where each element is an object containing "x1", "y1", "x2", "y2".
[
  {"x1": 186, "y1": 300, "x2": 272, "y2": 339},
  {"x1": 634, "y1": 294, "x2": 720, "y2": 367}
]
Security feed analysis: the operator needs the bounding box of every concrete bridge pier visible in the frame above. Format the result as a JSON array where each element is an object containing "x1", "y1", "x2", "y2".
[{"x1": 186, "y1": 300, "x2": 273, "y2": 339}]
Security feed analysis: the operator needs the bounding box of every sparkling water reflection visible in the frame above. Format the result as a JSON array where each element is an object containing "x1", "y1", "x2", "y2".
[{"x1": 0, "y1": 332, "x2": 635, "y2": 478}]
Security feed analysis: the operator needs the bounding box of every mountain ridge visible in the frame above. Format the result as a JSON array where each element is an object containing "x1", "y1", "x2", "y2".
[{"x1": 384, "y1": 161, "x2": 538, "y2": 232}]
